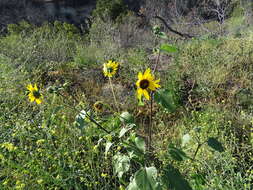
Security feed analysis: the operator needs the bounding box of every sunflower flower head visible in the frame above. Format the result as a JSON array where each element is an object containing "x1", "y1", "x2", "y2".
[
  {"x1": 27, "y1": 84, "x2": 43, "y2": 104},
  {"x1": 103, "y1": 60, "x2": 119, "y2": 77},
  {"x1": 136, "y1": 68, "x2": 160, "y2": 100},
  {"x1": 93, "y1": 101, "x2": 104, "y2": 112}
]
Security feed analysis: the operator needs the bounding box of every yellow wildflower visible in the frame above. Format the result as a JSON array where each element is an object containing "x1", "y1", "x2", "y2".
[
  {"x1": 27, "y1": 84, "x2": 43, "y2": 104},
  {"x1": 136, "y1": 68, "x2": 160, "y2": 100},
  {"x1": 103, "y1": 60, "x2": 119, "y2": 77}
]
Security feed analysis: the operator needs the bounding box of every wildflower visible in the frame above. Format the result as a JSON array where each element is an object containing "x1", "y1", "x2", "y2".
[
  {"x1": 36, "y1": 139, "x2": 45, "y2": 145},
  {"x1": 101, "y1": 173, "x2": 108, "y2": 178},
  {"x1": 27, "y1": 84, "x2": 43, "y2": 104},
  {"x1": 1, "y1": 142, "x2": 17, "y2": 152},
  {"x1": 93, "y1": 101, "x2": 104, "y2": 112},
  {"x1": 103, "y1": 60, "x2": 119, "y2": 77},
  {"x1": 136, "y1": 68, "x2": 160, "y2": 100},
  {"x1": 37, "y1": 179, "x2": 43, "y2": 185}
]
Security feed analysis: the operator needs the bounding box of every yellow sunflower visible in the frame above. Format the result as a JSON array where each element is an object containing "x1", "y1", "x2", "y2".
[
  {"x1": 103, "y1": 60, "x2": 119, "y2": 77},
  {"x1": 136, "y1": 68, "x2": 160, "y2": 100},
  {"x1": 27, "y1": 84, "x2": 43, "y2": 104}
]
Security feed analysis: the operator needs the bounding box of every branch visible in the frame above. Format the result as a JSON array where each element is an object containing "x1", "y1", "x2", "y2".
[{"x1": 153, "y1": 15, "x2": 194, "y2": 38}]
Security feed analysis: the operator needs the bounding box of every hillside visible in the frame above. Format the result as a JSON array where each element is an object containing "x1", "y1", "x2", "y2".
[{"x1": 0, "y1": 0, "x2": 252, "y2": 189}]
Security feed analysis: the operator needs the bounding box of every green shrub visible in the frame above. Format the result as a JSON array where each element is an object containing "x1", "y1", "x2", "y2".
[{"x1": 93, "y1": 0, "x2": 127, "y2": 21}]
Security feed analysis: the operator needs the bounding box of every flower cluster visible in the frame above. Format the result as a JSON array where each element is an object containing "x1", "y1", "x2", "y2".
[{"x1": 26, "y1": 60, "x2": 161, "y2": 105}]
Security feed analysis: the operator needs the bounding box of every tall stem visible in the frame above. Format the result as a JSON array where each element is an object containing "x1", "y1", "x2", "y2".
[
  {"x1": 148, "y1": 93, "x2": 153, "y2": 151},
  {"x1": 58, "y1": 92, "x2": 110, "y2": 134},
  {"x1": 109, "y1": 77, "x2": 119, "y2": 112},
  {"x1": 153, "y1": 50, "x2": 161, "y2": 74}
]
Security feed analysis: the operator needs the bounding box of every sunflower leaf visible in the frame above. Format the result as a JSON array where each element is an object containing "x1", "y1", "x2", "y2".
[
  {"x1": 113, "y1": 153, "x2": 130, "y2": 178},
  {"x1": 207, "y1": 137, "x2": 224, "y2": 152},
  {"x1": 120, "y1": 112, "x2": 134, "y2": 124},
  {"x1": 105, "y1": 142, "x2": 113, "y2": 156},
  {"x1": 127, "y1": 167, "x2": 162, "y2": 190},
  {"x1": 135, "y1": 137, "x2": 146, "y2": 153},
  {"x1": 154, "y1": 89, "x2": 179, "y2": 112},
  {"x1": 168, "y1": 144, "x2": 189, "y2": 161},
  {"x1": 162, "y1": 164, "x2": 193, "y2": 190},
  {"x1": 75, "y1": 110, "x2": 89, "y2": 130},
  {"x1": 119, "y1": 124, "x2": 136, "y2": 138},
  {"x1": 160, "y1": 44, "x2": 178, "y2": 53}
]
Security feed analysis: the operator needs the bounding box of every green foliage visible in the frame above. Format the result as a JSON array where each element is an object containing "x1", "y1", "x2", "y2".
[
  {"x1": 162, "y1": 164, "x2": 193, "y2": 190},
  {"x1": 1, "y1": 11, "x2": 253, "y2": 190},
  {"x1": 207, "y1": 137, "x2": 225, "y2": 152},
  {"x1": 154, "y1": 89, "x2": 180, "y2": 112},
  {"x1": 159, "y1": 44, "x2": 178, "y2": 53},
  {"x1": 113, "y1": 153, "x2": 130, "y2": 178},
  {"x1": 128, "y1": 167, "x2": 161, "y2": 190},
  {"x1": 93, "y1": 0, "x2": 127, "y2": 21},
  {"x1": 168, "y1": 144, "x2": 190, "y2": 161}
]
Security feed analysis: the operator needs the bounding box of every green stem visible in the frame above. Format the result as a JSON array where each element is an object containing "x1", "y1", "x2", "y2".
[
  {"x1": 153, "y1": 50, "x2": 161, "y2": 74},
  {"x1": 193, "y1": 142, "x2": 204, "y2": 160},
  {"x1": 148, "y1": 93, "x2": 153, "y2": 152},
  {"x1": 57, "y1": 92, "x2": 110, "y2": 134},
  {"x1": 109, "y1": 77, "x2": 119, "y2": 112}
]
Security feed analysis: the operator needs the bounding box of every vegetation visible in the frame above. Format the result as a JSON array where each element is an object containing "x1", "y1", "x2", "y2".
[{"x1": 0, "y1": 1, "x2": 253, "y2": 190}]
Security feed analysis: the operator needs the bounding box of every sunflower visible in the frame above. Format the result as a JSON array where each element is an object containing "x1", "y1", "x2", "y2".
[
  {"x1": 103, "y1": 60, "x2": 119, "y2": 77},
  {"x1": 136, "y1": 68, "x2": 160, "y2": 100},
  {"x1": 93, "y1": 101, "x2": 104, "y2": 112},
  {"x1": 27, "y1": 84, "x2": 43, "y2": 104}
]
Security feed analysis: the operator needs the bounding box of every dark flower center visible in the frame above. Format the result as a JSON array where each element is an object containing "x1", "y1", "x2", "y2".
[
  {"x1": 94, "y1": 102, "x2": 103, "y2": 111},
  {"x1": 33, "y1": 91, "x2": 41, "y2": 99},
  {"x1": 107, "y1": 67, "x2": 113, "y2": 73},
  {"x1": 140, "y1": 79, "x2": 149, "y2": 89}
]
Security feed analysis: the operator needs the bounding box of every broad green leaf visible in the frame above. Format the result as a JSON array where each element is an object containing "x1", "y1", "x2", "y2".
[
  {"x1": 191, "y1": 173, "x2": 206, "y2": 189},
  {"x1": 128, "y1": 167, "x2": 161, "y2": 190},
  {"x1": 154, "y1": 89, "x2": 179, "y2": 112},
  {"x1": 135, "y1": 137, "x2": 146, "y2": 153},
  {"x1": 158, "y1": 32, "x2": 168, "y2": 39},
  {"x1": 168, "y1": 144, "x2": 189, "y2": 161},
  {"x1": 113, "y1": 153, "x2": 130, "y2": 178},
  {"x1": 120, "y1": 111, "x2": 134, "y2": 124},
  {"x1": 160, "y1": 44, "x2": 178, "y2": 53},
  {"x1": 119, "y1": 124, "x2": 135, "y2": 138},
  {"x1": 153, "y1": 25, "x2": 168, "y2": 39},
  {"x1": 162, "y1": 164, "x2": 193, "y2": 190},
  {"x1": 105, "y1": 142, "x2": 113, "y2": 156},
  {"x1": 182, "y1": 134, "x2": 191, "y2": 146},
  {"x1": 75, "y1": 110, "x2": 89, "y2": 129},
  {"x1": 207, "y1": 137, "x2": 224, "y2": 152},
  {"x1": 138, "y1": 98, "x2": 145, "y2": 106},
  {"x1": 127, "y1": 177, "x2": 139, "y2": 190}
]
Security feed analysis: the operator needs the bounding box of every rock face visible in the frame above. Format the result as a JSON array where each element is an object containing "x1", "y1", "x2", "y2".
[
  {"x1": 0, "y1": 0, "x2": 96, "y2": 32},
  {"x1": 0, "y1": 0, "x2": 142, "y2": 32}
]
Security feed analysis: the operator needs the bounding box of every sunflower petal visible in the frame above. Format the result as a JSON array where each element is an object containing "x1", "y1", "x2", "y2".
[
  {"x1": 34, "y1": 84, "x2": 38, "y2": 91},
  {"x1": 143, "y1": 89, "x2": 150, "y2": 100},
  {"x1": 27, "y1": 84, "x2": 33, "y2": 91},
  {"x1": 138, "y1": 72, "x2": 143, "y2": 80},
  {"x1": 35, "y1": 98, "x2": 42, "y2": 104},
  {"x1": 137, "y1": 88, "x2": 143, "y2": 100},
  {"x1": 144, "y1": 68, "x2": 151, "y2": 76},
  {"x1": 136, "y1": 80, "x2": 141, "y2": 87},
  {"x1": 154, "y1": 79, "x2": 161, "y2": 88},
  {"x1": 28, "y1": 94, "x2": 35, "y2": 102},
  {"x1": 148, "y1": 81, "x2": 156, "y2": 91}
]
